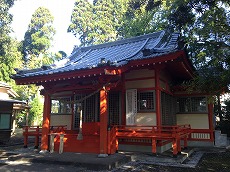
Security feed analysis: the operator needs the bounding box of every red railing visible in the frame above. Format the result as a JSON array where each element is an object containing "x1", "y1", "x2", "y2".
[
  {"x1": 108, "y1": 124, "x2": 192, "y2": 157},
  {"x1": 23, "y1": 125, "x2": 67, "y2": 148},
  {"x1": 23, "y1": 126, "x2": 41, "y2": 148}
]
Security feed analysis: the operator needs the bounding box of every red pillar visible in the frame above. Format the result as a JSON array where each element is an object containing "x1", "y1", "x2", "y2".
[
  {"x1": 208, "y1": 103, "x2": 214, "y2": 141},
  {"x1": 41, "y1": 92, "x2": 51, "y2": 151},
  {"x1": 155, "y1": 68, "x2": 161, "y2": 126},
  {"x1": 99, "y1": 88, "x2": 108, "y2": 155}
]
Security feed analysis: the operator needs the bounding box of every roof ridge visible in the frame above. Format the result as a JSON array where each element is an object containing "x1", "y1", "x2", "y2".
[
  {"x1": 78, "y1": 30, "x2": 165, "y2": 51},
  {"x1": 117, "y1": 38, "x2": 150, "y2": 63}
]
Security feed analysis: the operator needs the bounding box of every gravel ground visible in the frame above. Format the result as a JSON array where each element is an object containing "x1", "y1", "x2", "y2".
[
  {"x1": 110, "y1": 148, "x2": 230, "y2": 172},
  {"x1": 1, "y1": 129, "x2": 230, "y2": 172}
]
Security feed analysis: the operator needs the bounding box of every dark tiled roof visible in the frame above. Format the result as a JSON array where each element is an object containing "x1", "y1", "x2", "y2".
[{"x1": 13, "y1": 30, "x2": 182, "y2": 79}]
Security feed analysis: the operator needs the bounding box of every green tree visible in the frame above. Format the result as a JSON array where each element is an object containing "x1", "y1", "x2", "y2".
[
  {"x1": 0, "y1": 38, "x2": 23, "y2": 84},
  {"x1": 29, "y1": 92, "x2": 43, "y2": 126},
  {"x1": 119, "y1": 0, "x2": 165, "y2": 37},
  {"x1": 92, "y1": 0, "x2": 127, "y2": 44},
  {"x1": 0, "y1": 0, "x2": 24, "y2": 86},
  {"x1": 166, "y1": 0, "x2": 230, "y2": 123},
  {"x1": 22, "y1": 7, "x2": 56, "y2": 68},
  {"x1": 68, "y1": 0, "x2": 128, "y2": 46},
  {"x1": 19, "y1": 7, "x2": 56, "y2": 125},
  {"x1": 68, "y1": 0, "x2": 94, "y2": 46}
]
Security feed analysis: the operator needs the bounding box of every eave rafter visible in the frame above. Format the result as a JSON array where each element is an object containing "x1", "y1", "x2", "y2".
[
  {"x1": 42, "y1": 72, "x2": 121, "y2": 95},
  {"x1": 14, "y1": 67, "x2": 121, "y2": 85}
]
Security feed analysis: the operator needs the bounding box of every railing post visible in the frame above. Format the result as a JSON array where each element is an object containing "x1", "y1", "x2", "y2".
[
  {"x1": 50, "y1": 134, "x2": 55, "y2": 153},
  {"x1": 152, "y1": 138, "x2": 157, "y2": 155},
  {"x1": 59, "y1": 134, "x2": 64, "y2": 154},
  {"x1": 107, "y1": 127, "x2": 111, "y2": 155},
  {"x1": 23, "y1": 126, "x2": 28, "y2": 148},
  {"x1": 172, "y1": 138, "x2": 178, "y2": 157},
  {"x1": 172, "y1": 126, "x2": 178, "y2": 157},
  {"x1": 115, "y1": 127, "x2": 118, "y2": 153}
]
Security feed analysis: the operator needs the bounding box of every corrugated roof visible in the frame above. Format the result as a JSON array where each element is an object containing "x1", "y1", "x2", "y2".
[{"x1": 13, "y1": 30, "x2": 181, "y2": 79}]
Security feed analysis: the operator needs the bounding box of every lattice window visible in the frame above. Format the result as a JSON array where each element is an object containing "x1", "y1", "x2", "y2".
[
  {"x1": 108, "y1": 91, "x2": 121, "y2": 125},
  {"x1": 73, "y1": 93, "x2": 100, "y2": 129},
  {"x1": 51, "y1": 97, "x2": 71, "y2": 114},
  {"x1": 161, "y1": 92, "x2": 177, "y2": 125},
  {"x1": 177, "y1": 97, "x2": 207, "y2": 113},
  {"x1": 84, "y1": 93, "x2": 99, "y2": 122},
  {"x1": 73, "y1": 94, "x2": 85, "y2": 129},
  {"x1": 137, "y1": 91, "x2": 155, "y2": 112}
]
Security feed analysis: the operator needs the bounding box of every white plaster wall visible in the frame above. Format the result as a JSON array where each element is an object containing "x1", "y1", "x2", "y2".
[
  {"x1": 176, "y1": 113, "x2": 209, "y2": 129},
  {"x1": 135, "y1": 113, "x2": 156, "y2": 126},
  {"x1": 50, "y1": 115, "x2": 72, "y2": 130}
]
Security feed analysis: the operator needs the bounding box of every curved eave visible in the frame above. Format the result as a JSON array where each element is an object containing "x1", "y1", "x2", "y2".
[
  {"x1": 127, "y1": 50, "x2": 194, "y2": 80},
  {"x1": 14, "y1": 66, "x2": 119, "y2": 85},
  {"x1": 14, "y1": 50, "x2": 194, "y2": 85}
]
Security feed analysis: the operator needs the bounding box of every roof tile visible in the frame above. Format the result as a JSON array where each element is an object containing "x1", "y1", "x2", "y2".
[{"x1": 13, "y1": 30, "x2": 181, "y2": 79}]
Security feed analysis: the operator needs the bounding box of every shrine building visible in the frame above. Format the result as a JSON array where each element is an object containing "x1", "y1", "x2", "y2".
[{"x1": 12, "y1": 30, "x2": 214, "y2": 156}]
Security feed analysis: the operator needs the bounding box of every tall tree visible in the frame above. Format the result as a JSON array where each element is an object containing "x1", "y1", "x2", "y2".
[
  {"x1": 92, "y1": 0, "x2": 127, "y2": 44},
  {"x1": 68, "y1": 0, "x2": 128, "y2": 46},
  {"x1": 0, "y1": 0, "x2": 23, "y2": 85},
  {"x1": 119, "y1": 0, "x2": 165, "y2": 37},
  {"x1": 22, "y1": 7, "x2": 56, "y2": 68},
  {"x1": 68, "y1": 0, "x2": 94, "y2": 46}
]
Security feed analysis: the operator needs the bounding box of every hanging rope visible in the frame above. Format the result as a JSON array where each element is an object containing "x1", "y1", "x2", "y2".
[{"x1": 55, "y1": 80, "x2": 112, "y2": 105}]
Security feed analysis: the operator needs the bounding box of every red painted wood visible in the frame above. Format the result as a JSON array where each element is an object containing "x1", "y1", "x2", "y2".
[
  {"x1": 14, "y1": 50, "x2": 191, "y2": 86},
  {"x1": 99, "y1": 88, "x2": 108, "y2": 154},
  {"x1": 15, "y1": 67, "x2": 107, "y2": 85},
  {"x1": 155, "y1": 68, "x2": 161, "y2": 126},
  {"x1": 152, "y1": 138, "x2": 157, "y2": 153},
  {"x1": 41, "y1": 93, "x2": 51, "y2": 151},
  {"x1": 53, "y1": 134, "x2": 100, "y2": 153},
  {"x1": 82, "y1": 122, "x2": 100, "y2": 135},
  {"x1": 208, "y1": 103, "x2": 214, "y2": 141}
]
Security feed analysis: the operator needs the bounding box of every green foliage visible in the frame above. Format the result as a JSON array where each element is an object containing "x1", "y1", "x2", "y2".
[
  {"x1": 29, "y1": 93, "x2": 43, "y2": 126},
  {"x1": 22, "y1": 7, "x2": 56, "y2": 68},
  {"x1": 0, "y1": 0, "x2": 14, "y2": 36},
  {"x1": 0, "y1": 38, "x2": 23, "y2": 84},
  {"x1": 68, "y1": 0, "x2": 94, "y2": 46},
  {"x1": 119, "y1": 0, "x2": 167, "y2": 37},
  {"x1": 68, "y1": 0, "x2": 128, "y2": 46},
  {"x1": 0, "y1": 0, "x2": 24, "y2": 87},
  {"x1": 182, "y1": 1, "x2": 230, "y2": 97}
]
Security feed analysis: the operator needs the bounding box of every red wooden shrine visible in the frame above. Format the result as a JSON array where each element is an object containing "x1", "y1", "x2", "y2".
[{"x1": 13, "y1": 30, "x2": 214, "y2": 156}]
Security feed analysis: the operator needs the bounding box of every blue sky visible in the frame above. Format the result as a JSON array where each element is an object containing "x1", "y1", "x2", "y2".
[{"x1": 10, "y1": 0, "x2": 79, "y2": 56}]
